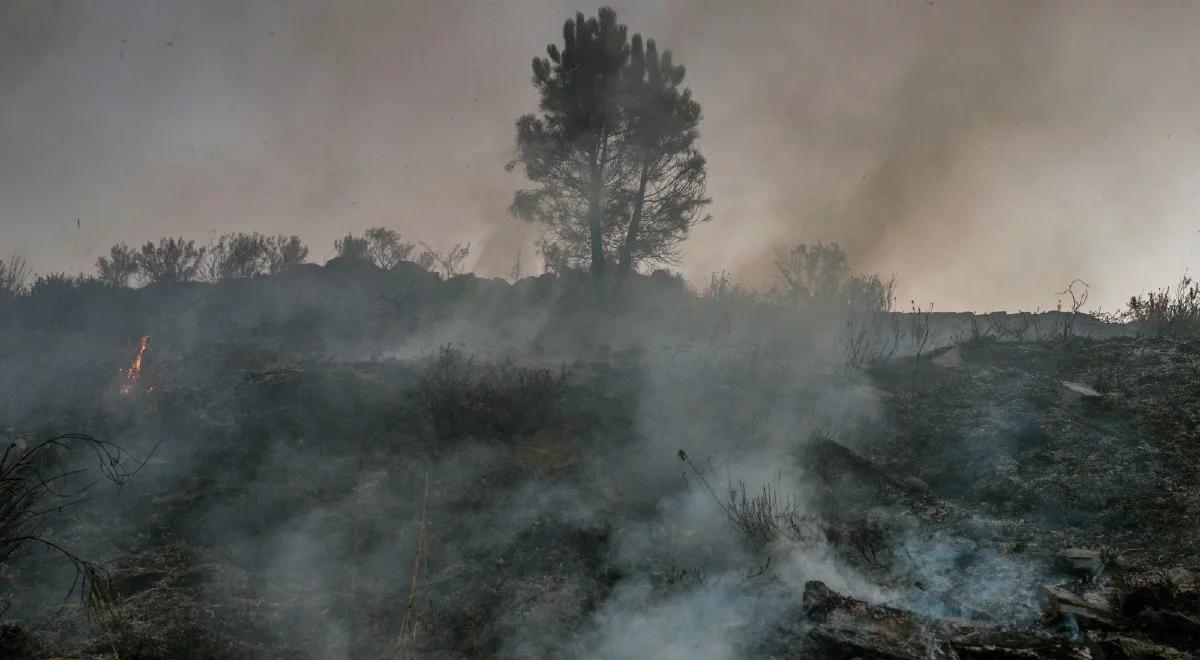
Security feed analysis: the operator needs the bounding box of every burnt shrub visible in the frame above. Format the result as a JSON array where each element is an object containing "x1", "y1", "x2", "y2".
[
  {"x1": 417, "y1": 345, "x2": 566, "y2": 442},
  {"x1": 1126, "y1": 273, "x2": 1200, "y2": 338}
]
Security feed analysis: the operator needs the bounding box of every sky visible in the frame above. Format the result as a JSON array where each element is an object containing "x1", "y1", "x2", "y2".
[{"x1": 2, "y1": 0, "x2": 1199, "y2": 311}]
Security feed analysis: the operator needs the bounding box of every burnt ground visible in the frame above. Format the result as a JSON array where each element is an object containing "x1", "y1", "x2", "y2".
[
  {"x1": 3, "y1": 313, "x2": 1200, "y2": 658},
  {"x1": 811, "y1": 336, "x2": 1200, "y2": 657}
]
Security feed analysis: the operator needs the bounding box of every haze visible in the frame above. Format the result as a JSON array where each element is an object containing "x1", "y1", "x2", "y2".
[{"x1": 3, "y1": 0, "x2": 1198, "y2": 311}]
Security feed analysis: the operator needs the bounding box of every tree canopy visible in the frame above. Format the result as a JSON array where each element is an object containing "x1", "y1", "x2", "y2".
[{"x1": 509, "y1": 6, "x2": 709, "y2": 298}]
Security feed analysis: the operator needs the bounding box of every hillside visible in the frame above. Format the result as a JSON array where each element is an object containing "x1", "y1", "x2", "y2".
[{"x1": 1, "y1": 265, "x2": 1196, "y2": 659}]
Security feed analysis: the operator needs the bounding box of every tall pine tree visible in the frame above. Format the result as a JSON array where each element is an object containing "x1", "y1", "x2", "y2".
[
  {"x1": 509, "y1": 7, "x2": 709, "y2": 298},
  {"x1": 509, "y1": 8, "x2": 630, "y2": 297}
]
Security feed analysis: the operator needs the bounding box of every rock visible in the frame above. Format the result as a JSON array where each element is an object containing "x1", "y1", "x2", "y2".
[{"x1": 1060, "y1": 381, "x2": 1102, "y2": 399}]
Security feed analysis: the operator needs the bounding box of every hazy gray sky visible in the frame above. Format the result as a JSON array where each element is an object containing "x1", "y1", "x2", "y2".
[{"x1": 3, "y1": 0, "x2": 1199, "y2": 310}]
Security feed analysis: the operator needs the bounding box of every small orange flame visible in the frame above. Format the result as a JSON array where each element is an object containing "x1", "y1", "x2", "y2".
[{"x1": 120, "y1": 335, "x2": 150, "y2": 396}]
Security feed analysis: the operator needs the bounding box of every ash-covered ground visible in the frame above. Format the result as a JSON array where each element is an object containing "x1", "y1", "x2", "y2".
[{"x1": 2, "y1": 262, "x2": 1198, "y2": 659}]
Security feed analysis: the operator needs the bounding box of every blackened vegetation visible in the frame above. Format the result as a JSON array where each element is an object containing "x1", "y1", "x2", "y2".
[
  {"x1": 2, "y1": 258, "x2": 1200, "y2": 658},
  {"x1": 790, "y1": 336, "x2": 1200, "y2": 656},
  {"x1": 417, "y1": 346, "x2": 567, "y2": 443}
]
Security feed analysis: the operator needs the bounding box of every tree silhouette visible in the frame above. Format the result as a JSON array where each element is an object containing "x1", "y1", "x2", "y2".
[
  {"x1": 364, "y1": 227, "x2": 416, "y2": 270},
  {"x1": 96, "y1": 243, "x2": 139, "y2": 287},
  {"x1": 509, "y1": 7, "x2": 709, "y2": 297},
  {"x1": 773, "y1": 242, "x2": 851, "y2": 306},
  {"x1": 137, "y1": 237, "x2": 206, "y2": 284},
  {"x1": 334, "y1": 234, "x2": 370, "y2": 263},
  {"x1": 203, "y1": 232, "x2": 270, "y2": 281},
  {"x1": 616, "y1": 34, "x2": 709, "y2": 279},
  {"x1": 509, "y1": 7, "x2": 632, "y2": 297},
  {"x1": 264, "y1": 234, "x2": 309, "y2": 274}
]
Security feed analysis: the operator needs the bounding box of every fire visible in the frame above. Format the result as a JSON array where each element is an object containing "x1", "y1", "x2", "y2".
[{"x1": 119, "y1": 335, "x2": 150, "y2": 396}]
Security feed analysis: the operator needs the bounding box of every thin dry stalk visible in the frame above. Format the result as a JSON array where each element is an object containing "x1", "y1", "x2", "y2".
[{"x1": 395, "y1": 470, "x2": 430, "y2": 658}]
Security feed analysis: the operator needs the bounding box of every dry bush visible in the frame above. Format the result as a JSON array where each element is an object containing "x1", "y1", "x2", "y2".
[
  {"x1": 0, "y1": 256, "x2": 30, "y2": 299},
  {"x1": 417, "y1": 242, "x2": 471, "y2": 279},
  {"x1": 417, "y1": 346, "x2": 566, "y2": 442},
  {"x1": 1126, "y1": 273, "x2": 1200, "y2": 338},
  {"x1": 702, "y1": 271, "x2": 758, "y2": 305},
  {"x1": 678, "y1": 451, "x2": 820, "y2": 553},
  {"x1": 724, "y1": 481, "x2": 821, "y2": 552},
  {"x1": 908, "y1": 300, "x2": 933, "y2": 388},
  {"x1": 840, "y1": 274, "x2": 901, "y2": 371},
  {"x1": 772, "y1": 242, "x2": 849, "y2": 306},
  {"x1": 1055, "y1": 278, "x2": 1090, "y2": 340},
  {"x1": 983, "y1": 311, "x2": 1035, "y2": 342},
  {"x1": 1, "y1": 433, "x2": 147, "y2": 619}
]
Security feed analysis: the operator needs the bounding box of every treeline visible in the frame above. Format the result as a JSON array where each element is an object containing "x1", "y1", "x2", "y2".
[
  {"x1": 3, "y1": 235, "x2": 1197, "y2": 341},
  {"x1": 0, "y1": 228, "x2": 472, "y2": 297}
]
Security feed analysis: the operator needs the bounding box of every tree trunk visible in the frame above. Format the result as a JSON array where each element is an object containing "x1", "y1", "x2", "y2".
[
  {"x1": 617, "y1": 160, "x2": 650, "y2": 283},
  {"x1": 587, "y1": 129, "x2": 609, "y2": 301}
]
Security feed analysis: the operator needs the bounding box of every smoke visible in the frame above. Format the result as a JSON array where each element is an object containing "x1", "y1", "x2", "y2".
[
  {"x1": 4, "y1": 2, "x2": 1200, "y2": 311},
  {"x1": 0, "y1": 257, "x2": 1080, "y2": 659},
  {"x1": 1, "y1": 2, "x2": 1189, "y2": 655},
  {"x1": 676, "y1": 1, "x2": 1200, "y2": 310}
]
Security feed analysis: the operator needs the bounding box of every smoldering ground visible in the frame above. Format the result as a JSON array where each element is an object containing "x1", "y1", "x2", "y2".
[{"x1": 0, "y1": 263, "x2": 1077, "y2": 659}]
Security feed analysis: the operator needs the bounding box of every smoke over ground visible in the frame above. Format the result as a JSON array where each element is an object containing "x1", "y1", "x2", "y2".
[
  {"x1": 3, "y1": 2, "x2": 1199, "y2": 310},
  {"x1": 0, "y1": 263, "x2": 1095, "y2": 658}
]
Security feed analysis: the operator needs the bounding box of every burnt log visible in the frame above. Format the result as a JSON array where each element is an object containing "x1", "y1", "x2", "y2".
[
  {"x1": 1042, "y1": 584, "x2": 1119, "y2": 630},
  {"x1": 798, "y1": 581, "x2": 1093, "y2": 660}
]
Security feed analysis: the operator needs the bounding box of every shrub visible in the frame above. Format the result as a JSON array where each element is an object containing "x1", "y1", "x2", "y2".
[
  {"x1": 0, "y1": 256, "x2": 30, "y2": 299},
  {"x1": 417, "y1": 242, "x2": 470, "y2": 278},
  {"x1": 772, "y1": 242, "x2": 849, "y2": 307},
  {"x1": 334, "y1": 234, "x2": 370, "y2": 263},
  {"x1": 417, "y1": 346, "x2": 565, "y2": 442},
  {"x1": 678, "y1": 450, "x2": 819, "y2": 553},
  {"x1": 29, "y1": 273, "x2": 99, "y2": 297},
  {"x1": 264, "y1": 234, "x2": 308, "y2": 274},
  {"x1": 1055, "y1": 278, "x2": 1090, "y2": 340},
  {"x1": 137, "y1": 237, "x2": 206, "y2": 284},
  {"x1": 203, "y1": 232, "x2": 270, "y2": 281},
  {"x1": 96, "y1": 243, "x2": 140, "y2": 288},
  {"x1": 334, "y1": 228, "x2": 415, "y2": 269},
  {"x1": 1126, "y1": 273, "x2": 1200, "y2": 338},
  {"x1": 364, "y1": 227, "x2": 415, "y2": 270},
  {"x1": 702, "y1": 271, "x2": 758, "y2": 304},
  {"x1": 840, "y1": 273, "x2": 900, "y2": 370}
]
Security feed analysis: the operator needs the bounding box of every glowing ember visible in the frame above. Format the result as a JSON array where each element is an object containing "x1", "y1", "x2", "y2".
[{"x1": 119, "y1": 335, "x2": 150, "y2": 396}]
